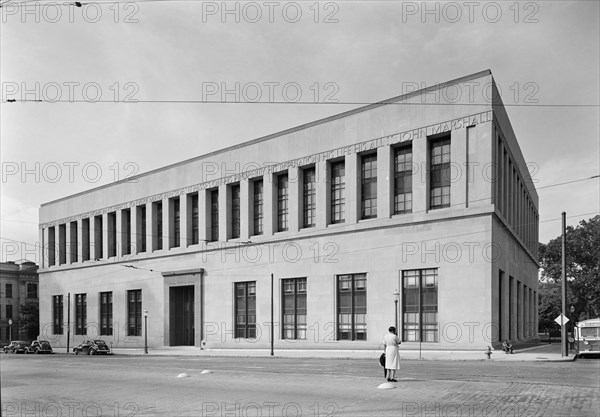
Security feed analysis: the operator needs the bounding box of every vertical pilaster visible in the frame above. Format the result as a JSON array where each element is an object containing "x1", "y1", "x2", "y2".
[
  {"x1": 41, "y1": 228, "x2": 48, "y2": 268},
  {"x1": 89, "y1": 217, "x2": 96, "y2": 260},
  {"x1": 65, "y1": 222, "x2": 72, "y2": 264},
  {"x1": 147, "y1": 202, "x2": 155, "y2": 252},
  {"x1": 76, "y1": 219, "x2": 83, "y2": 262},
  {"x1": 162, "y1": 198, "x2": 170, "y2": 250},
  {"x1": 345, "y1": 153, "x2": 358, "y2": 224},
  {"x1": 450, "y1": 128, "x2": 467, "y2": 209},
  {"x1": 413, "y1": 134, "x2": 428, "y2": 214},
  {"x1": 102, "y1": 213, "x2": 109, "y2": 259},
  {"x1": 263, "y1": 173, "x2": 274, "y2": 236},
  {"x1": 377, "y1": 145, "x2": 391, "y2": 219},
  {"x1": 289, "y1": 166, "x2": 300, "y2": 232},
  {"x1": 198, "y1": 190, "x2": 208, "y2": 243},
  {"x1": 219, "y1": 184, "x2": 229, "y2": 241},
  {"x1": 130, "y1": 206, "x2": 138, "y2": 254},
  {"x1": 316, "y1": 161, "x2": 328, "y2": 228},
  {"x1": 116, "y1": 209, "x2": 123, "y2": 259},
  {"x1": 241, "y1": 180, "x2": 251, "y2": 240},
  {"x1": 181, "y1": 194, "x2": 189, "y2": 247}
]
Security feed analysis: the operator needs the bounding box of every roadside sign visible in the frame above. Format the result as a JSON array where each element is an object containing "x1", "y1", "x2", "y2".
[
  {"x1": 554, "y1": 314, "x2": 569, "y2": 326},
  {"x1": 8, "y1": 319, "x2": 12, "y2": 325}
]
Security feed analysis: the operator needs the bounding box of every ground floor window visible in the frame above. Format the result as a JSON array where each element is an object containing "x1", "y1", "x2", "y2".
[
  {"x1": 75, "y1": 293, "x2": 86, "y2": 335},
  {"x1": 402, "y1": 269, "x2": 438, "y2": 342},
  {"x1": 235, "y1": 281, "x2": 256, "y2": 338},
  {"x1": 282, "y1": 278, "x2": 307, "y2": 340},
  {"x1": 100, "y1": 291, "x2": 113, "y2": 336},
  {"x1": 127, "y1": 290, "x2": 142, "y2": 336},
  {"x1": 336, "y1": 274, "x2": 367, "y2": 340},
  {"x1": 53, "y1": 295, "x2": 63, "y2": 335}
]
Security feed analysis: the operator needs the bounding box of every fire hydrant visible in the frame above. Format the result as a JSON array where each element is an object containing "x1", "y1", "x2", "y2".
[{"x1": 485, "y1": 346, "x2": 493, "y2": 359}]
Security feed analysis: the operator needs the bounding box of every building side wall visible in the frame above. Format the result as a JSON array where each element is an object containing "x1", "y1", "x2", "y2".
[{"x1": 39, "y1": 216, "x2": 498, "y2": 350}]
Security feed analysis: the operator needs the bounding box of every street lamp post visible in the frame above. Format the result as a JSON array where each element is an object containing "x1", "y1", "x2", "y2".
[
  {"x1": 393, "y1": 289, "x2": 400, "y2": 332},
  {"x1": 144, "y1": 309, "x2": 148, "y2": 354},
  {"x1": 569, "y1": 305, "x2": 575, "y2": 353},
  {"x1": 8, "y1": 319, "x2": 12, "y2": 342}
]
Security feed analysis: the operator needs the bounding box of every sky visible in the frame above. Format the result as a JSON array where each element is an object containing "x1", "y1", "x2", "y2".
[{"x1": 1, "y1": 0, "x2": 599, "y2": 264}]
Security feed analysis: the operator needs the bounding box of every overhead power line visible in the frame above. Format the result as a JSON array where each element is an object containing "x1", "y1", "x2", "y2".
[{"x1": 3, "y1": 98, "x2": 600, "y2": 108}]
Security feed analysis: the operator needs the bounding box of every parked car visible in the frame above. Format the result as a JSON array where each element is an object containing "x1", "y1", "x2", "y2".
[
  {"x1": 26, "y1": 340, "x2": 53, "y2": 354},
  {"x1": 3, "y1": 341, "x2": 28, "y2": 354},
  {"x1": 73, "y1": 340, "x2": 112, "y2": 355}
]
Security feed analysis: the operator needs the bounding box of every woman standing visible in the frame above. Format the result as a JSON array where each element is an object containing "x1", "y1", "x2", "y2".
[{"x1": 382, "y1": 326, "x2": 401, "y2": 382}]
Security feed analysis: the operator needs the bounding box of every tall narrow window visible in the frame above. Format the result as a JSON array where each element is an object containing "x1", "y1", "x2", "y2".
[
  {"x1": 154, "y1": 201, "x2": 163, "y2": 250},
  {"x1": 336, "y1": 274, "x2": 367, "y2": 340},
  {"x1": 137, "y1": 205, "x2": 147, "y2": 253},
  {"x1": 122, "y1": 209, "x2": 131, "y2": 255},
  {"x1": 58, "y1": 224, "x2": 66, "y2": 264},
  {"x1": 94, "y1": 215, "x2": 103, "y2": 259},
  {"x1": 100, "y1": 291, "x2": 113, "y2": 336},
  {"x1": 235, "y1": 281, "x2": 256, "y2": 338},
  {"x1": 330, "y1": 161, "x2": 345, "y2": 224},
  {"x1": 210, "y1": 189, "x2": 219, "y2": 242},
  {"x1": 5, "y1": 283, "x2": 12, "y2": 298},
  {"x1": 107, "y1": 212, "x2": 117, "y2": 257},
  {"x1": 282, "y1": 278, "x2": 307, "y2": 340},
  {"x1": 75, "y1": 293, "x2": 87, "y2": 335},
  {"x1": 53, "y1": 295, "x2": 63, "y2": 335},
  {"x1": 82, "y1": 218, "x2": 90, "y2": 261},
  {"x1": 430, "y1": 137, "x2": 451, "y2": 209},
  {"x1": 253, "y1": 180, "x2": 264, "y2": 235},
  {"x1": 303, "y1": 168, "x2": 316, "y2": 228},
  {"x1": 127, "y1": 289, "x2": 142, "y2": 336},
  {"x1": 277, "y1": 174, "x2": 289, "y2": 232},
  {"x1": 231, "y1": 184, "x2": 241, "y2": 239},
  {"x1": 361, "y1": 153, "x2": 377, "y2": 219},
  {"x1": 6, "y1": 305, "x2": 12, "y2": 319},
  {"x1": 70, "y1": 221, "x2": 78, "y2": 263},
  {"x1": 48, "y1": 226, "x2": 56, "y2": 266},
  {"x1": 191, "y1": 193, "x2": 199, "y2": 245},
  {"x1": 402, "y1": 269, "x2": 438, "y2": 342},
  {"x1": 394, "y1": 146, "x2": 413, "y2": 214},
  {"x1": 171, "y1": 197, "x2": 180, "y2": 248}
]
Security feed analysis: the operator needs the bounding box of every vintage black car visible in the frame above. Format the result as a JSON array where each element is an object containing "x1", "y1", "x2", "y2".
[
  {"x1": 73, "y1": 340, "x2": 112, "y2": 355},
  {"x1": 3, "y1": 341, "x2": 28, "y2": 354},
  {"x1": 26, "y1": 340, "x2": 53, "y2": 354}
]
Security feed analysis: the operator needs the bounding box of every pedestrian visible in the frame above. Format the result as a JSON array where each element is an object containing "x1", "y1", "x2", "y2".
[
  {"x1": 382, "y1": 326, "x2": 401, "y2": 382},
  {"x1": 502, "y1": 339, "x2": 514, "y2": 354}
]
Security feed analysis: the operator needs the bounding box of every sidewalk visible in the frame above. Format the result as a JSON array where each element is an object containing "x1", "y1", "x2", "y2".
[{"x1": 111, "y1": 343, "x2": 576, "y2": 362}]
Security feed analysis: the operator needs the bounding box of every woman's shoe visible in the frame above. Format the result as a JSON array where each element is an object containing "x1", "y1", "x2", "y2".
[
  {"x1": 391, "y1": 379, "x2": 398, "y2": 382},
  {"x1": 387, "y1": 378, "x2": 392, "y2": 382}
]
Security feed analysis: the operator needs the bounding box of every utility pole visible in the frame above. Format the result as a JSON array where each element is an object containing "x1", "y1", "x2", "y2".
[
  {"x1": 67, "y1": 292, "x2": 71, "y2": 354},
  {"x1": 270, "y1": 273, "x2": 274, "y2": 357},
  {"x1": 561, "y1": 212, "x2": 567, "y2": 357}
]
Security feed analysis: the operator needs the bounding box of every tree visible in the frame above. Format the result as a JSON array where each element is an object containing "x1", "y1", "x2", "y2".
[
  {"x1": 19, "y1": 302, "x2": 39, "y2": 341},
  {"x1": 538, "y1": 215, "x2": 600, "y2": 330}
]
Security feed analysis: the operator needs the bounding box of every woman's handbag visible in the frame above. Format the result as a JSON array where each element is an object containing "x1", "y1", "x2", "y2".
[{"x1": 379, "y1": 353, "x2": 386, "y2": 377}]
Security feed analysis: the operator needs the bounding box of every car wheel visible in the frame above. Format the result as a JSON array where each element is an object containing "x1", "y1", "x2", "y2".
[
  {"x1": 90, "y1": 349, "x2": 96, "y2": 356},
  {"x1": 35, "y1": 349, "x2": 40, "y2": 354},
  {"x1": 75, "y1": 350, "x2": 79, "y2": 355}
]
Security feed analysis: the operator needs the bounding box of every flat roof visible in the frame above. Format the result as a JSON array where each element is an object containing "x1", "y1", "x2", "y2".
[{"x1": 41, "y1": 69, "x2": 492, "y2": 207}]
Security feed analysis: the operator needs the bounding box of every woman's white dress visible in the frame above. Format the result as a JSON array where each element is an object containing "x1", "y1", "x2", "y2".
[{"x1": 383, "y1": 332, "x2": 401, "y2": 370}]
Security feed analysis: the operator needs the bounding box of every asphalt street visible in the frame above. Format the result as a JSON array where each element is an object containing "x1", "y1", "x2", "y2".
[{"x1": 1, "y1": 354, "x2": 598, "y2": 416}]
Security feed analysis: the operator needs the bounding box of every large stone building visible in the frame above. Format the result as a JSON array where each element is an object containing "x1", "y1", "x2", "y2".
[
  {"x1": 0, "y1": 260, "x2": 39, "y2": 344},
  {"x1": 38, "y1": 70, "x2": 539, "y2": 351}
]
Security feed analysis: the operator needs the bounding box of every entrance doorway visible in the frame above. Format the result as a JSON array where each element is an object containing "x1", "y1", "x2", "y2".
[{"x1": 169, "y1": 285, "x2": 194, "y2": 346}]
